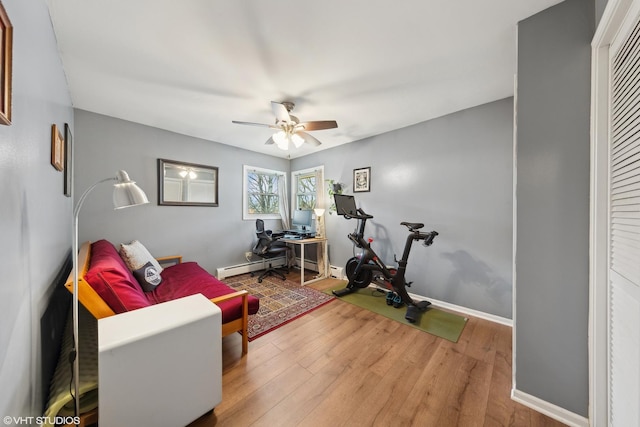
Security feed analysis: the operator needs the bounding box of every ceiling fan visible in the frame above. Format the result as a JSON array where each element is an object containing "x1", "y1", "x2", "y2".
[{"x1": 232, "y1": 101, "x2": 338, "y2": 150}]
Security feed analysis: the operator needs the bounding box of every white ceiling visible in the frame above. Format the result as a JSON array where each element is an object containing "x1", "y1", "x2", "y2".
[{"x1": 46, "y1": 0, "x2": 563, "y2": 159}]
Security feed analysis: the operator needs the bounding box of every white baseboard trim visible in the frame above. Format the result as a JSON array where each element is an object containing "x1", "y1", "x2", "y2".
[
  {"x1": 216, "y1": 257, "x2": 319, "y2": 280},
  {"x1": 511, "y1": 389, "x2": 589, "y2": 427},
  {"x1": 351, "y1": 282, "x2": 513, "y2": 327},
  {"x1": 216, "y1": 257, "x2": 286, "y2": 279},
  {"x1": 402, "y1": 288, "x2": 513, "y2": 327},
  {"x1": 219, "y1": 260, "x2": 511, "y2": 326}
]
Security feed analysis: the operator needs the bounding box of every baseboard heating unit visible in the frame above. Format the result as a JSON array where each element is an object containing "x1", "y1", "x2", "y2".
[{"x1": 216, "y1": 257, "x2": 286, "y2": 280}]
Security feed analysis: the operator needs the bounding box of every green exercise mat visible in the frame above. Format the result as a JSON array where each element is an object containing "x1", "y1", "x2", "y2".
[{"x1": 324, "y1": 285, "x2": 467, "y2": 342}]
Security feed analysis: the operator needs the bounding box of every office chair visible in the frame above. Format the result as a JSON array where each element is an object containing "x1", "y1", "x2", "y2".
[{"x1": 251, "y1": 219, "x2": 291, "y2": 283}]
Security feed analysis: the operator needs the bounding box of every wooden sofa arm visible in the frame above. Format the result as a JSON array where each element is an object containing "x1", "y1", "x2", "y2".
[
  {"x1": 210, "y1": 290, "x2": 248, "y2": 304},
  {"x1": 156, "y1": 255, "x2": 182, "y2": 267},
  {"x1": 210, "y1": 290, "x2": 249, "y2": 355}
]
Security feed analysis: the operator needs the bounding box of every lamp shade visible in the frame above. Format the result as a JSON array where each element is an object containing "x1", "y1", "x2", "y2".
[
  {"x1": 272, "y1": 131, "x2": 289, "y2": 150},
  {"x1": 291, "y1": 133, "x2": 304, "y2": 148},
  {"x1": 113, "y1": 170, "x2": 149, "y2": 209}
]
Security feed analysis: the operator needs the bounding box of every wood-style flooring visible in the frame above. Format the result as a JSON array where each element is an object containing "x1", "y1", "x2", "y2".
[{"x1": 189, "y1": 273, "x2": 566, "y2": 427}]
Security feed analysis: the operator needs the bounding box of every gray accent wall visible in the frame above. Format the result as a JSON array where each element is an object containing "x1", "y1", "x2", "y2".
[
  {"x1": 515, "y1": 0, "x2": 593, "y2": 416},
  {"x1": 596, "y1": 0, "x2": 608, "y2": 25},
  {"x1": 0, "y1": 0, "x2": 74, "y2": 418},
  {"x1": 293, "y1": 98, "x2": 514, "y2": 319},
  {"x1": 73, "y1": 110, "x2": 290, "y2": 273}
]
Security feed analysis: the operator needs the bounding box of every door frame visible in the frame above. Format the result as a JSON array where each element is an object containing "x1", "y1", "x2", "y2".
[{"x1": 590, "y1": 0, "x2": 640, "y2": 424}]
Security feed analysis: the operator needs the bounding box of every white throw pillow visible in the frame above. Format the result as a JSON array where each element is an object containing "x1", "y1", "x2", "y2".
[{"x1": 119, "y1": 240, "x2": 164, "y2": 274}]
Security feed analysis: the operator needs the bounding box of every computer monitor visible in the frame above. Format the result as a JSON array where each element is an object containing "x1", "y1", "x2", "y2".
[
  {"x1": 334, "y1": 194, "x2": 357, "y2": 216},
  {"x1": 291, "y1": 209, "x2": 313, "y2": 231}
]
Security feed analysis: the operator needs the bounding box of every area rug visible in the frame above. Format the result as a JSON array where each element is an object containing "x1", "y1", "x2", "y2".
[
  {"x1": 324, "y1": 284, "x2": 467, "y2": 342},
  {"x1": 224, "y1": 273, "x2": 335, "y2": 341}
]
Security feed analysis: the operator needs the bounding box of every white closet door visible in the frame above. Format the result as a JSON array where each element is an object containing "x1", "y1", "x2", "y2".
[{"x1": 609, "y1": 9, "x2": 640, "y2": 426}]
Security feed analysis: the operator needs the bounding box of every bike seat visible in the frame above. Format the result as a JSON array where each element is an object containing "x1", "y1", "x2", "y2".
[{"x1": 401, "y1": 222, "x2": 424, "y2": 231}]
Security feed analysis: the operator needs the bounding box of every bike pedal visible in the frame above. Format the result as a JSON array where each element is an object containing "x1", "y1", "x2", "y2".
[{"x1": 386, "y1": 291, "x2": 395, "y2": 305}]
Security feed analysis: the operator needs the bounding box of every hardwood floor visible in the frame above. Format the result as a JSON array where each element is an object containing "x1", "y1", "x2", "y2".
[{"x1": 189, "y1": 274, "x2": 566, "y2": 426}]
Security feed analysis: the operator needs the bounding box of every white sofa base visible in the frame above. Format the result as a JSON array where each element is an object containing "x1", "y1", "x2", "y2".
[{"x1": 98, "y1": 294, "x2": 222, "y2": 427}]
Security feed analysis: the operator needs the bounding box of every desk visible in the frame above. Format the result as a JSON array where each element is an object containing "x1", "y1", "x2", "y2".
[{"x1": 280, "y1": 237, "x2": 329, "y2": 286}]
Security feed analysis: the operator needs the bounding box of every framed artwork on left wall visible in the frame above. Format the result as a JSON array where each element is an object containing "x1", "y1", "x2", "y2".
[
  {"x1": 51, "y1": 124, "x2": 64, "y2": 171},
  {"x1": 0, "y1": 1, "x2": 13, "y2": 126}
]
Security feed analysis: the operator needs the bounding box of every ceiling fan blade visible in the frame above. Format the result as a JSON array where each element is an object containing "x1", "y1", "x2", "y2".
[
  {"x1": 298, "y1": 120, "x2": 338, "y2": 131},
  {"x1": 232, "y1": 120, "x2": 278, "y2": 129},
  {"x1": 296, "y1": 131, "x2": 322, "y2": 147},
  {"x1": 271, "y1": 101, "x2": 292, "y2": 123}
]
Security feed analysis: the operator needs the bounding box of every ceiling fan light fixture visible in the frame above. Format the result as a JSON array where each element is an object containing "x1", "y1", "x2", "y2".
[
  {"x1": 233, "y1": 101, "x2": 338, "y2": 151},
  {"x1": 273, "y1": 131, "x2": 289, "y2": 150},
  {"x1": 291, "y1": 133, "x2": 304, "y2": 148}
]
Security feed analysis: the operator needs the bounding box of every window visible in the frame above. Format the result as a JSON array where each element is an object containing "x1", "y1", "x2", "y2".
[
  {"x1": 296, "y1": 172, "x2": 317, "y2": 210},
  {"x1": 243, "y1": 165, "x2": 285, "y2": 220},
  {"x1": 291, "y1": 166, "x2": 324, "y2": 211}
]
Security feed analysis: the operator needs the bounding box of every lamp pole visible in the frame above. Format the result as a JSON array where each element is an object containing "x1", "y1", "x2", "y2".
[
  {"x1": 71, "y1": 171, "x2": 148, "y2": 425},
  {"x1": 71, "y1": 177, "x2": 114, "y2": 421}
]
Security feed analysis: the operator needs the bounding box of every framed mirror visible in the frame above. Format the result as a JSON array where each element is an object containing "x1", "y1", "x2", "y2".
[{"x1": 158, "y1": 159, "x2": 219, "y2": 206}]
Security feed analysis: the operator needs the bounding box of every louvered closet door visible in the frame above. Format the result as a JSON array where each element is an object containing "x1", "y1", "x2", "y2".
[{"x1": 609, "y1": 10, "x2": 640, "y2": 426}]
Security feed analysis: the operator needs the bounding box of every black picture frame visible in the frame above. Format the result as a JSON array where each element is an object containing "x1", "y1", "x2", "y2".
[
  {"x1": 64, "y1": 123, "x2": 72, "y2": 197},
  {"x1": 353, "y1": 167, "x2": 371, "y2": 193}
]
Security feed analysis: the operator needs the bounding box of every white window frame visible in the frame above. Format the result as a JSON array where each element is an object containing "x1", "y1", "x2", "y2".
[
  {"x1": 291, "y1": 165, "x2": 324, "y2": 213},
  {"x1": 243, "y1": 165, "x2": 285, "y2": 220}
]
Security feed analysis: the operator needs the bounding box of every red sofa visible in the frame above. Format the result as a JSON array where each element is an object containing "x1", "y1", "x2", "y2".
[{"x1": 67, "y1": 239, "x2": 259, "y2": 354}]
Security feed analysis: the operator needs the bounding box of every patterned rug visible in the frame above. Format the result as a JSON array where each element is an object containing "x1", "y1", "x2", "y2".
[{"x1": 224, "y1": 273, "x2": 335, "y2": 341}]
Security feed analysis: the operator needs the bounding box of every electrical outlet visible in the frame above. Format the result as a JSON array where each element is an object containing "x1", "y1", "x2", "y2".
[{"x1": 245, "y1": 251, "x2": 252, "y2": 259}]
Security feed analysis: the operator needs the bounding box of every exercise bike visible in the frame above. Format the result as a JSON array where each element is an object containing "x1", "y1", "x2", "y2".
[{"x1": 332, "y1": 194, "x2": 439, "y2": 323}]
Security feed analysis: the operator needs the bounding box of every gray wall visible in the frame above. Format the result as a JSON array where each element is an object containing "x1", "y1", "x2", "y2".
[
  {"x1": 0, "y1": 0, "x2": 74, "y2": 418},
  {"x1": 293, "y1": 98, "x2": 514, "y2": 319},
  {"x1": 74, "y1": 110, "x2": 290, "y2": 273},
  {"x1": 515, "y1": 0, "x2": 593, "y2": 416},
  {"x1": 596, "y1": 0, "x2": 608, "y2": 25}
]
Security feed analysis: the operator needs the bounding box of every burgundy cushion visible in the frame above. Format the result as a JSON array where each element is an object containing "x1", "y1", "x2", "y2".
[
  {"x1": 147, "y1": 262, "x2": 260, "y2": 324},
  {"x1": 84, "y1": 240, "x2": 151, "y2": 313}
]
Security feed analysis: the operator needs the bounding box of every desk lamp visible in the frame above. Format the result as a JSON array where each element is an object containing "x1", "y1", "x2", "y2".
[{"x1": 314, "y1": 208, "x2": 325, "y2": 238}]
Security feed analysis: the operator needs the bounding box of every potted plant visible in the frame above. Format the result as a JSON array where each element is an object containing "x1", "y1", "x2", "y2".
[{"x1": 326, "y1": 179, "x2": 343, "y2": 214}]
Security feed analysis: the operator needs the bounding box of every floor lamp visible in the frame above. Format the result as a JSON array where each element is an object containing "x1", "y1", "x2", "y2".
[{"x1": 71, "y1": 170, "x2": 149, "y2": 423}]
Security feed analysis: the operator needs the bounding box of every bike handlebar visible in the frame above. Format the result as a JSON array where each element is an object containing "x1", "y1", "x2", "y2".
[{"x1": 341, "y1": 207, "x2": 373, "y2": 220}]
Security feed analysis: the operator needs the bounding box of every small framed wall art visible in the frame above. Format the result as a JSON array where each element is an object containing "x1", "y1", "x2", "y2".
[
  {"x1": 51, "y1": 124, "x2": 64, "y2": 171},
  {"x1": 353, "y1": 167, "x2": 371, "y2": 193},
  {"x1": 0, "y1": 1, "x2": 13, "y2": 125}
]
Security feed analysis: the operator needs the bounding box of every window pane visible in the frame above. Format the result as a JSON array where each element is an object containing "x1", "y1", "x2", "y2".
[
  {"x1": 248, "y1": 172, "x2": 278, "y2": 193},
  {"x1": 297, "y1": 175, "x2": 316, "y2": 192},
  {"x1": 297, "y1": 195, "x2": 316, "y2": 210},
  {"x1": 248, "y1": 194, "x2": 279, "y2": 214},
  {"x1": 247, "y1": 170, "x2": 279, "y2": 214},
  {"x1": 295, "y1": 174, "x2": 316, "y2": 210}
]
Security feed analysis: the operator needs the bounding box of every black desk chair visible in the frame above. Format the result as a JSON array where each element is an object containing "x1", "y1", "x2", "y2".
[{"x1": 252, "y1": 219, "x2": 291, "y2": 283}]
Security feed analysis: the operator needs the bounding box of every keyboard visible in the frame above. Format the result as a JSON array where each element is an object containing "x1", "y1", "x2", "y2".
[{"x1": 283, "y1": 234, "x2": 302, "y2": 240}]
